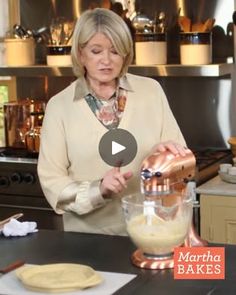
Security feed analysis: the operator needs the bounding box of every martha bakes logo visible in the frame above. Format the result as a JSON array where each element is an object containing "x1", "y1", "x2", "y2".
[{"x1": 174, "y1": 247, "x2": 225, "y2": 279}]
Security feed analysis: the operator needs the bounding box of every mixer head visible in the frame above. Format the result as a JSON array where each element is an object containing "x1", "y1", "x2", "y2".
[{"x1": 140, "y1": 149, "x2": 196, "y2": 195}]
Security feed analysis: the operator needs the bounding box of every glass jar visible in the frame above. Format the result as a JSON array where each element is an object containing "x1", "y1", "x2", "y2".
[
  {"x1": 135, "y1": 33, "x2": 167, "y2": 65},
  {"x1": 180, "y1": 32, "x2": 212, "y2": 65}
]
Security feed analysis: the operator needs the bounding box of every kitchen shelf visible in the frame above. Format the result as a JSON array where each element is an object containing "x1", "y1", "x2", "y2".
[
  {"x1": 129, "y1": 63, "x2": 234, "y2": 77},
  {"x1": 0, "y1": 63, "x2": 233, "y2": 77}
]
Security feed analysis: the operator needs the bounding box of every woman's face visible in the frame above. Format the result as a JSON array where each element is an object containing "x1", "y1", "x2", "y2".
[{"x1": 79, "y1": 32, "x2": 124, "y2": 84}]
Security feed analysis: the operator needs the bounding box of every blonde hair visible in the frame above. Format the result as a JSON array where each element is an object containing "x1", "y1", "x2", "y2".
[{"x1": 71, "y1": 8, "x2": 133, "y2": 77}]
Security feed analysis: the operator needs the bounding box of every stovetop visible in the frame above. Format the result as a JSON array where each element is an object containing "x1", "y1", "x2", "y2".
[
  {"x1": 192, "y1": 148, "x2": 233, "y2": 185},
  {"x1": 193, "y1": 149, "x2": 232, "y2": 170},
  {"x1": 0, "y1": 147, "x2": 38, "y2": 159},
  {"x1": 0, "y1": 147, "x2": 233, "y2": 185},
  {"x1": 0, "y1": 147, "x2": 38, "y2": 164}
]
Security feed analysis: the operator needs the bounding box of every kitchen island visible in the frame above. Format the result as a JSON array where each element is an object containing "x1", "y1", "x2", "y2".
[{"x1": 0, "y1": 230, "x2": 236, "y2": 294}]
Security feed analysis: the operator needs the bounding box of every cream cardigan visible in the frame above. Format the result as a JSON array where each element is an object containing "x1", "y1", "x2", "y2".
[{"x1": 37, "y1": 73, "x2": 186, "y2": 235}]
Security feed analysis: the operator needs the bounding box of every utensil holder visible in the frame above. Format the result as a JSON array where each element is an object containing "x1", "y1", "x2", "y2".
[
  {"x1": 135, "y1": 33, "x2": 167, "y2": 65},
  {"x1": 180, "y1": 32, "x2": 212, "y2": 65},
  {"x1": 4, "y1": 38, "x2": 35, "y2": 66},
  {"x1": 46, "y1": 45, "x2": 71, "y2": 66}
]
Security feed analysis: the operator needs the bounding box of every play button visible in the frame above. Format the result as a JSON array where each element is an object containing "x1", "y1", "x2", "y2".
[
  {"x1": 112, "y1": 141, "x2": 126, "y2": 155},
  {"x1": 99, "y1": 128, "x2": 137, "y2": 167}
]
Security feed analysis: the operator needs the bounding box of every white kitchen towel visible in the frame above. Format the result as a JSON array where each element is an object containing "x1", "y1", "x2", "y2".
[{"x1": 2, "y1": 218, "x2": 38, "y2": 237}]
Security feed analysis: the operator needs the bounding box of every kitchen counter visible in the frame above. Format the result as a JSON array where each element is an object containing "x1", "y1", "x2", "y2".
[
  {"x1": 196, "y1": 175, "x2": 236, "y2": 196},
  {"x1": 1, "y1": 230, "x2": 236, "y2": 294}
]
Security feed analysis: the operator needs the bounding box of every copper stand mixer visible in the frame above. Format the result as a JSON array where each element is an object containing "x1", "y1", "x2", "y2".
[{"x1": 122, "y1": 149, "x2": 207, "y2": 270}]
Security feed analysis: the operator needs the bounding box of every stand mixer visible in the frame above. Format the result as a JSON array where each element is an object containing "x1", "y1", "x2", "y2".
[{"x1": 122, "y1": 148, "x2": 207, "y2": 270}]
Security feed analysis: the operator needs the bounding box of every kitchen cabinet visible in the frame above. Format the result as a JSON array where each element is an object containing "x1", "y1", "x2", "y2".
[
  {"x1": 200, "y1": 194, "x2": 236, "y2": 244},
  {"x1": 197, "y1": 175, "x2": 236, "y2": 244}
]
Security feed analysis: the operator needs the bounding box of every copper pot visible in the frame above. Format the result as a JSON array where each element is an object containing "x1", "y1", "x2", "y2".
[
  {"x1": 25, "y1": 126, "x2": 41, "y2": 153},
  {"x1": 4, "y1": 99, "x2": 45, "y2": 150}
]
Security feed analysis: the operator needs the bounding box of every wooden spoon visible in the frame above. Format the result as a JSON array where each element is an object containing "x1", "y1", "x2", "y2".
[
  {"x1": 192, "y1": 22, "x2": 205, "y2": 32},
  {"x1": 178, "y1": 16, "x2": 191, "y2": 32},
  {"x1": 202, "y1": 18, "x2": 215, "y2": 32}
]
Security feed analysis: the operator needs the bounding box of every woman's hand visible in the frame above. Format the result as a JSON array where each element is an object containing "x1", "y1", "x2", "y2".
[
  {"x1": 152, "y1": 140, "x2": 187, "y2": 156},
  {"x1": 100, "y1": 167, "x2": 133, "y2": 197}
]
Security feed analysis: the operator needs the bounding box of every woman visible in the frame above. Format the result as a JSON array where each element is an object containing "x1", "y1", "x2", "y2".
[{"x1": 38, "y1": 8, "x2": 186, "y2": 235}]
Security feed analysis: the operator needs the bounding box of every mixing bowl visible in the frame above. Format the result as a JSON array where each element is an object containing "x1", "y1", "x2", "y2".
[{"x1": 122, "y1": 193, "x2": 193, "y2": 258}]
